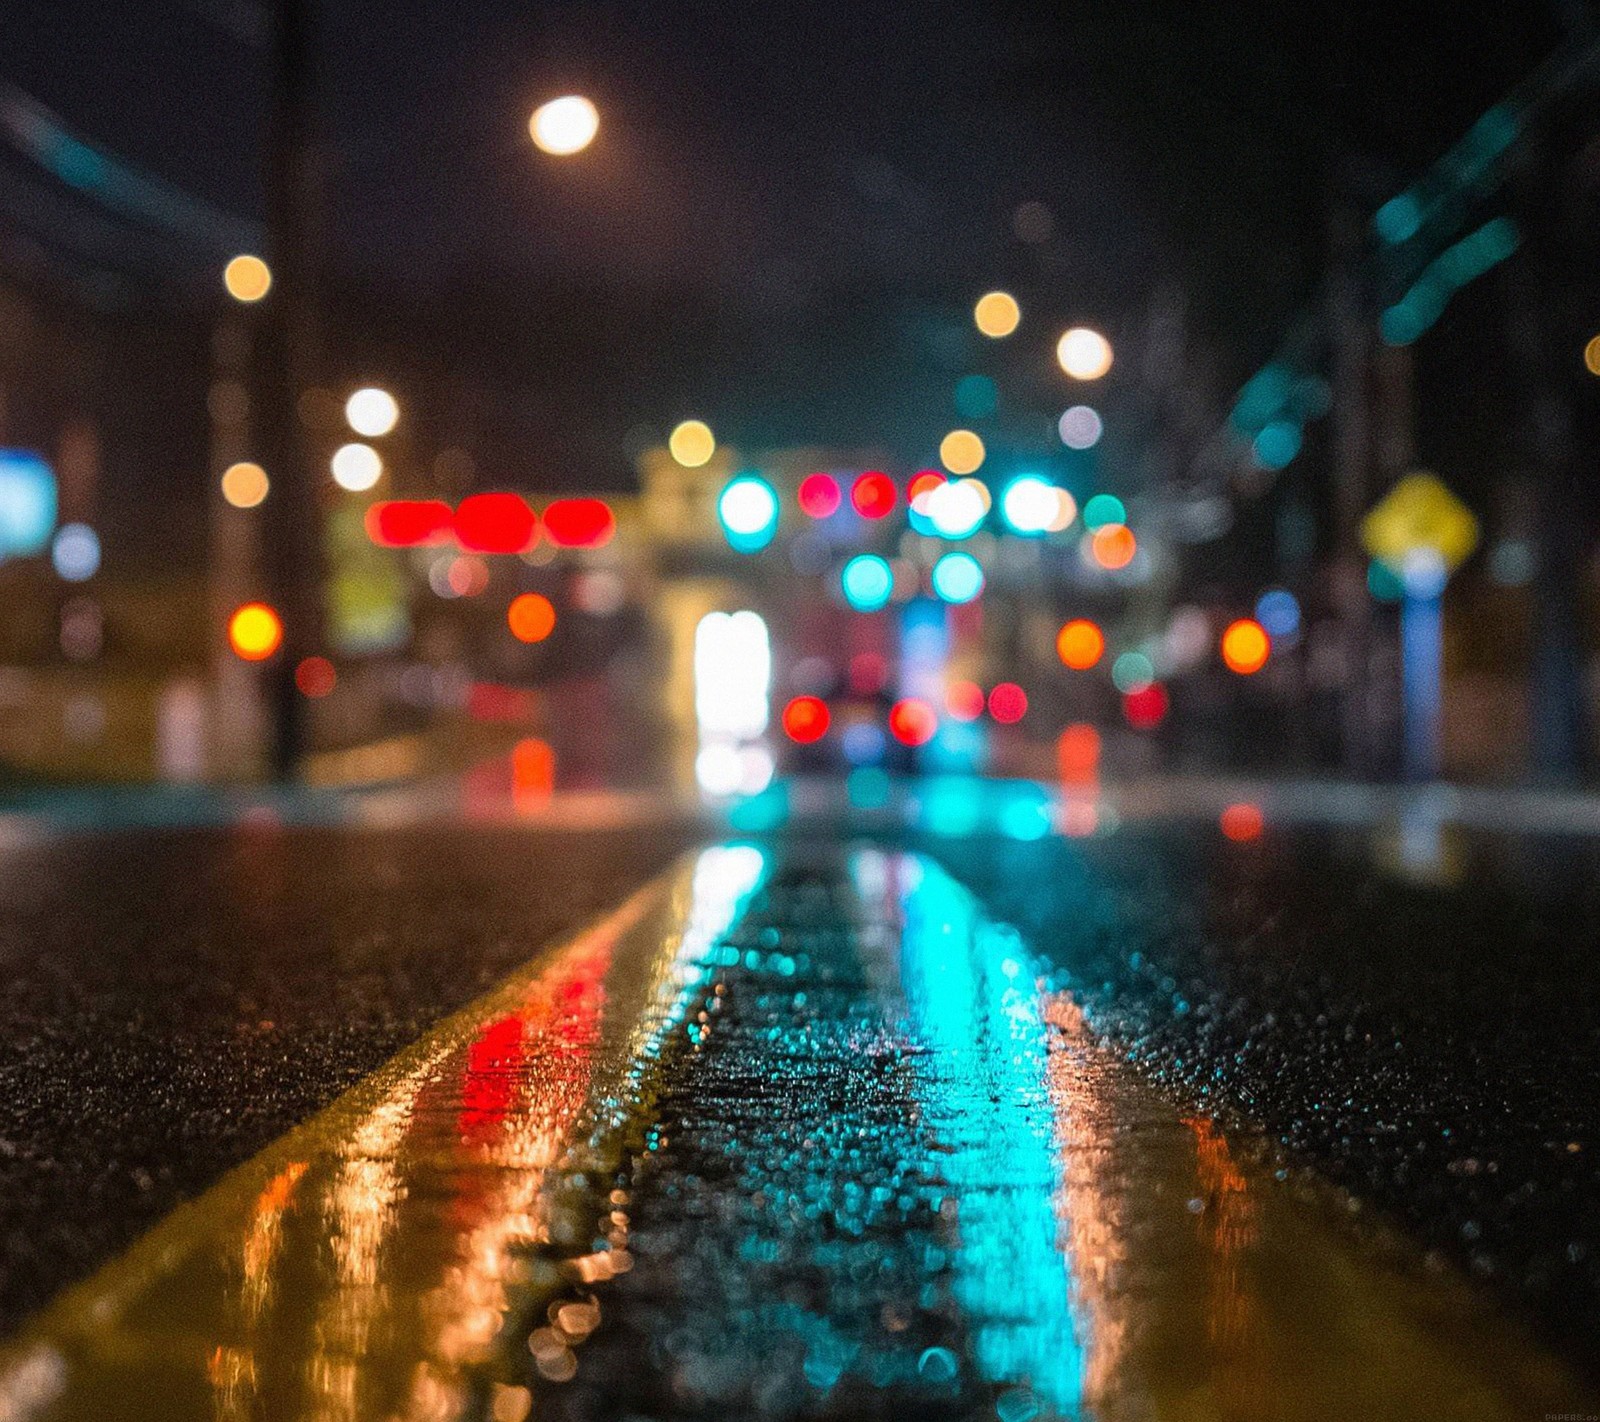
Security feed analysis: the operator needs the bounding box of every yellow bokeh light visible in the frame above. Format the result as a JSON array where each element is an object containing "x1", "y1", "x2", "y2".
[
  {"x1": 530, "y1": 95, "x2": 599, "y2": 155},
  {"x1": 669, "y1": 419, "x2": 716, "y2": 467},
  {"x1": 223, "y1": 254, "x2": 271, "y2": 303},
  {"x1": 345, "y1": 387, "x2": 399, "y2": 437},
  {"x1": 1585, "y1": 335, "x2": 1600, "y2": 377},
  {"x1": 220, "y1": 462, "x2": 269, "y2": 509},
  {"x1": 228, "y1": 602, "x2": 283, "y2": 661},
  {"x1": 939, "y1": 429, "x2": 985, "y2": 475},
  {"x1": 973, "y1": 290, "x2": 1020, "y2": 338},
  {"x1": 1056, "y1": 326, "x2": 1113, "y2": 380}
]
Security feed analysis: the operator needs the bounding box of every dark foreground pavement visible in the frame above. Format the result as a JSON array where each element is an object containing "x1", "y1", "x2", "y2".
[
  {"x1": 0, "y1": 779, "x2": 1599, "y2": 1417},
  {"x1": 0, "y1": 819, "x2": 692, "y2": 1332}
]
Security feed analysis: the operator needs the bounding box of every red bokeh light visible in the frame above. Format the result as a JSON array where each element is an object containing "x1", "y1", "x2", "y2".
[
  {"x1": 988, "y1": 682, "x2": 1028, "y2": 724},
  {"x1": 782, "y1": 695, "x2": 831, "y2": 743},
  {"x1": 907, "y1": 469, "x2": 945, "y2": 502},
  {"x1": 851, "y1": 471, "x2": 897, "y2": 519},
  {"x1": 543, "y1": 498, "x2": 616, "y2": 548},
  {"x1": 365, "y1": 499, "x2": 453, "y2": 548},
  {"x1": 1122, "y1": 682, "x2": 1170, "y2": 729},
  {"x1": 294, "y1": 655, "x2": 337, "y2": 698},
  {"x1": 797, "y1": 473, "x2": 842, "y2": 519},
  {"x1": 945, "y1": 680, "x2": 985, "y2": 721},
  {"x1": 454, "y1": 493, "x2": 538, "y2": 554},
  {"x1": 1220, "y1": 802, "x2": 1265, "y2": 841},
  {"x1": 888, "y1": 698, "x2": 937, "y2": 746}
]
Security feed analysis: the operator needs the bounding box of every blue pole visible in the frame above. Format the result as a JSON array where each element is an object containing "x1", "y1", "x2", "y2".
[{"x1": 1400, "y1": 586, "x2": 1443, "y2": 781}]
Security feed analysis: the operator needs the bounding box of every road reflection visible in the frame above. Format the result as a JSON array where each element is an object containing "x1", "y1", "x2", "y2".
[{"x1": 0, "y1": 844, "x2": 1583, "y2": 1421}]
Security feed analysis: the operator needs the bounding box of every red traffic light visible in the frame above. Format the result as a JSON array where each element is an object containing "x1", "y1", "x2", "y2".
[
  {"x1": 543, "y1": 498, "x2": 616, "y2": 548},
  {"x1": 454, "y1": 493, "x2": 538, "y2": 554},
  {"x1": 365, "y1": 499, "x2": 453, "y2": 548}
]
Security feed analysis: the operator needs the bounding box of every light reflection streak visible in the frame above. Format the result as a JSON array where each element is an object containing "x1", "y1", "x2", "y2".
[{"x1": 873, "y1": 851, "x2": 1085, "y2": 1414}]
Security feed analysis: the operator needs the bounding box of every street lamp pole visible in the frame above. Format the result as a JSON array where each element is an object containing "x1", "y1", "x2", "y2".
[{"x1": 257, "y1": 0, "x2": 325, "y2": 779}]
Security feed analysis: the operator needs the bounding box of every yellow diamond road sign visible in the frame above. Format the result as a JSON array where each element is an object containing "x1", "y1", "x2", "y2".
[{"x1": 1361, "y1": 471, "x2": 1479, "y2": 575}]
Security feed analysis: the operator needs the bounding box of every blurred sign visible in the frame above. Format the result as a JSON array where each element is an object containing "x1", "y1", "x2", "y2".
[
  {"x1": 0, "y1": 450, "x2": 57, "y2": 559},
  {"x1": 1361, "y1": 472, "x2": 1479, "y2": 575}
]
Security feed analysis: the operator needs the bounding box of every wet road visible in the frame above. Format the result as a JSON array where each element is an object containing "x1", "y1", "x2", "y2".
[{"x1": 1, "y1": 778, "x2": 1600, "y2": 1417}]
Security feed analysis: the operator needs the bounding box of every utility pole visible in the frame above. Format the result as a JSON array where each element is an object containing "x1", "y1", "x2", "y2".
[
  {"x1": 1503, "y1": 129, "x2": 1589, "y2": 782},
  {"x1": 1327, "y1": 197, "x2": 1376, "y2": 778},
  {"x1": 257, "y1": 0, "x2": 324, "y2": 779}
]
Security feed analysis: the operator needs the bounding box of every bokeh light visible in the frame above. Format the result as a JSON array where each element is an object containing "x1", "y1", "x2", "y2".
[
  {"x1": 455, "y1": 492, "x2": 538, "y2": 553},
  {"x1": 1057, "y1": 723, "x2": 1101, "y2": 781},
  {"x1": 907, "y1": 470, "x2": 944, "y2": 503},
  {"x1": 669, "y1": 419, "x2": 716, "y2": 467},
  {"x1": 1058, "y1": 405, "x2": 1103, "y2": 449},
  {"x1": 344, "y1": 387, "x2": 399, "y2": 437},
  {"x1": 1056, "y1": 326, "x2": 1113, "y2": 380},
  {"x1": 223, "y1": 254, "x2": 271, "y2": 302},
  {"x1": 1056, "y1": 618, "x2": 1104, "y2": 669},
  {"x1": 930, "y1": 551, "x2": 985, "y2": 604},
  {"x1": 1090, "y1": 523, "x2": 1136, "y2": 570},
  {"x1": 295, "y1": 656, "x2": 337, "y2": 698},
  {"x1": 939, "y1": 429, "x2": 985, "y2": 475},
  {"x1": 851, "y1": 471, "x2": 897, "y2": 519},
  {"x1": 1221, "y1": 618, "x2": 1270, "y2": 674},
  {"x1": 926, "y1": 478, "x2": 987, "y2": 539},
  {"x1": 542, "y1": 498, "x2": 615, "y2": 548},
  {"x1": 228, "y1": 602, "x2": 282, "y2": 661},
  {"x1": 718, "y1": 475, "x2": 780, "y2": 551},
  {"x1": 507, "y1": 592, "x2": 557, "y2": 643},
  {"x1": 1585, "y1": 335, "x2": 1600, "y2": 377},
  {"x1": 1000, "y1": 475, "x2": 1060, "y2": 535},
  {"x1": 973, "y1": 290, "x2": 1021, "y2": 338},
  {"x1": 798, "y1": 472, "x2": 841, "y2": 518},
  {"x1": 330, "y1": 442, "x2": 382, "y2": 492},
  {"x1": 841, "y1": 554, "x2": 893, "y2": 612},
  {"x1": 51, "y1": 523, "x2": 100, "y2": 581},
  {"x1": 1255, "y1": 587, "x2": 1301, "y2": 641},
  {"x1": 1081, "y1": 493, "x2": 1126, "y2": 530},
  {"x1": 1123, "y1": 682, "x2": 1169, "y2": 728},
  {"x1": 365, "y1": 499, "x2": 453, "y2": 547},
  {"x1": 1220, "y1": 802, "x2": 1265, "y2": 842},
  {"x1": 987, "y1": 682, "x2": 1027, "y2": 724},
  {"x1": 530, "y1": 95, "x2": 599, "y2": 155},
  {"x1": 888, "y1": 698, "x2": 937, "y2": 746},
  {"x1": 221, "y1": 461, "x2": 269, "y2": 509},
  {"x1": 781, "y1": 695, "x2": 830, "y2": 744},
  {"x1": 945, "y1": 680, "x2": 985, "y2": 721},
  {"x1": 1111, "y1": 650, "x2": 1154, "y2": 693}
]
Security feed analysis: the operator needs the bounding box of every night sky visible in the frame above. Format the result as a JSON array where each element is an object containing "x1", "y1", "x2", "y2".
[{"x1": 0, "y1": 0, "x2": 1570, "y2": 492}]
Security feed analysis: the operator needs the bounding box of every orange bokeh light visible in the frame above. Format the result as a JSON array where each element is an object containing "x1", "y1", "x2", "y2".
[
  {"x1": 1057, "y1": 723, "x2": 1101, "y2": 783},
  {"x1": 1056, "y1": 618, "x2": 1105, "y2": 670},
  {"x1": 1090, "y1": 523, "x2": 1136, "y2": 570},
  {"x1": 228, "y1": 602, "x2": 282, "y2": 661},
  {"x1": 1221, "y1": 618, "x2": 1270, "y2": 674},
  {"x1": 507, "y1": 592, "x2": 557, "y2": 643},
  {"x1": 945, "y1": 680, "x2": 985, "y2": 721},
  {"x1": 1219, "y1": 802, "x2": 1265, "y2": 841}
]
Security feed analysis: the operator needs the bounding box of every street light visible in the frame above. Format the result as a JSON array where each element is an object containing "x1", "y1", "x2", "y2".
[
  {"x1": 1056, "y1": 326, "x2": 1113, "y2": 380},
  {"x1": 223, "y1": 254, "x2": 272, "y2": 303},
  {"x1": 345, "y1": 387, "x2": 399, "y2": 437},
  {"x1": 530, "y1": 95, "x2": 599, "y2": 155}
]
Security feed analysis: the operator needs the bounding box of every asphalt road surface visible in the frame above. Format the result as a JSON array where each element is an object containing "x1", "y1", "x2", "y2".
[{"x1": 0, "y1": 777, "x2": 1598, "y2": 1419}]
